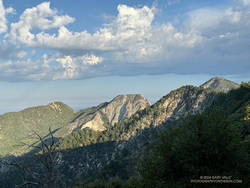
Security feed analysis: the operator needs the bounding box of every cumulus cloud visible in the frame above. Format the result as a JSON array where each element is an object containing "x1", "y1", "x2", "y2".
[
  {"x1": 9, "y1": 3, "x2": 155, "y2": 53},
  {"x1": 5, "y1": 7, "x2": 16, "y2": 15},
  {"x1": 9, "y1": 2, "x2": 75, "y2": 46},
  {"x1": 55, "y1": 55, "x2": 77, "y2": 79},
  {"x1": 0, "y1": 1, "x2": 250, "y2": 81},
  {"x1": 55, "y1": 54, "x2": 103, "y2": 78},
  {"x1": 0, "y1": 0, "x2": 15, "y2": 34},
  {"x1": 0, "y1": 40, "x2": 23, "y2": 60},
  {"x1": 242, "y1": 0, "x2": 250, "y2": 6},
  {"x1": 16, "y1": 50, "x2": 27, "y2": 59},
  {"x1": 0, "y1": 0, "x2": 7, "y2": 33},
  {"x1": 0, "y1": 58, "x2": 44, "y2": 81},
  {"x1": 0, "y1": 53, "x2": 103, "y2": 81}
]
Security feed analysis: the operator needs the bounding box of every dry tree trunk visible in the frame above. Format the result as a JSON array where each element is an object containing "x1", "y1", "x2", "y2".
[{"x1": 0, "y1": 128, "x2": 63, "y2": 188}]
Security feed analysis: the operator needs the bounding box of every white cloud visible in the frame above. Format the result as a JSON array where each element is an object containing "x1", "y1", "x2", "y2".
[
  {"x1": 55, "y1": 54, "x2": 103, "y2": 79},
  {"x1": 0, "y1": 58, "x2": 44, "y2": 81},
  {"x1": 0, "y1": 53, "x2": 103, "y2": 81},
  {"x1": 16, "y1": 50, "x2": 27, "y2": 59},
  {"x1": 9, "y1": 2, "x2": 75, "y2": 46},
  {"x1": 9, "y1": 4, "x2": 155, "y2": 53},
  {"x1": 5, "y1": 7, "x2": 16, "y2": 15},
  {"x1": 0, "y1": 0, "x2": 16, "y2": 34},
  {"x1": 55, "y1": 55, "x2": 77, "y2": 79},
  {"x1": 1, "y1": 1, "x2": 250, "y2": 81},
  {"x1": 79, "y1": 54, "x2": 103, "y2": 65},
  {"x1": 6, "y1": 3, "x2": 204, "y2": 65},
  {"x1": 242, "y1": 0, "x2": 250, "y2": 6},
  {"x1": 0, "y1": 0, "x2": 7, "y2": 33}
]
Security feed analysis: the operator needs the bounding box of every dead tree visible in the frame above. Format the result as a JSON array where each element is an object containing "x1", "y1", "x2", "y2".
[{"x1": 0, "y1": 128, "x2": 63, "y2": 188}]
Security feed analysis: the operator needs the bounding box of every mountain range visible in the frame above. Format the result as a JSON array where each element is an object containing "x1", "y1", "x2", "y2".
[
  {"x1": 1, "y1": 77, "x2": 248, "y2": 188},
  {"x1": 0, "y1": 94, "x2": 149, "y2": 156}
]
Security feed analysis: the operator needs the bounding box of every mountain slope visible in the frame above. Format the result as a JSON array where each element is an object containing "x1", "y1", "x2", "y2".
[
  {"x1": 82, "y1": 82, "x2": 250, "y2": 187},
  {"x1": 0, "y1": 102, "x2": 75, "y2": 156},
  {"x1": 58, "y1": 85, "x2": 217, "y2": 149},
  {"x1": 59, "y1": 78, "x2": 244, "y2": 182},
  {"x1": 1, "y1": 77, "x2": 245, "y2": 187},
  {"x1": 74, "y1": 82, "x2": 250, "y2": 187},
  {"x1": 67, "y1": 94, "x2": 150, "y2": 132},
  {"x1": 132, "y1": 83, "x2": 250, "y2": 187},
  {"x1": 200, "y1": 77, "x2": 240, "y2": 92},
  {"x1": 53, "y1": 85, "x2": 218, "y2": 182},
  {"x1": 104, "y1": 85, "x2": 217, "y2": 142}
]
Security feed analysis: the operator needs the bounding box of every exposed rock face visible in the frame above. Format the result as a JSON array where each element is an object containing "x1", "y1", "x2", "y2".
[
  {"x1": 67, "y1": 94, "x2": 150, "y2": 132},
  {"x1": 82, "y1": 113, "x2": 106, "y2": 132},
  {"x1": 200, "y1": 77, "x2": 240, "y2": 92},
  {"x1": 101, "y1": 94, "x2": 150, "y2": 124},
  {"x1": 48, "y1": 102, "x2": 64, "y2": 112},
  {"x1": 52, "y1": 86, "x2": 218, "y2": 181},
  {"x1": 119, "y1": 86, "x2": 217, "y2": 142}
]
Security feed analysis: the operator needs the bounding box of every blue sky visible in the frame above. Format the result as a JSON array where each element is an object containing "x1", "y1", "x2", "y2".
[{"x1": 0, "y1": 0, "x2": 249, "y2": 113}]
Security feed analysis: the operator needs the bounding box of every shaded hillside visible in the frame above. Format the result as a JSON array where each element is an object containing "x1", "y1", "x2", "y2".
[
  {"x1": 79, "y1": 83, "x2": 250, "y2": 188},
  {"x1": 54, "y1": 84, "x2": 217, "y2": 183},
  {"x1": 0, "y1": 102, "x2": 75, "y2": 156},
  {"x1": 134, "y1": 82, "x2": 250, "y2": 187}
]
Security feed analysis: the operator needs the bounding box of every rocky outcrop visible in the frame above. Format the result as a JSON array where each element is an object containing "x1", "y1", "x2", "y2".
[
  {"x1": 200, "y1": 77, "x2": 239, "y2": 93},
  {"x1": 57, "y1": 85, "x2": 218, "y2": 178},
  {"x1": 51, "y1": 85, "x2": 218, "y2": 182},
  {"x1": 67, "y1": 94, "x2": 150, "y2": 132},
  {"x1": 118, "y1": 86, "x2": 217, "y2": 142},
  {"x1": 101, "y1": 94, "x2": 150, "y2": 125}
]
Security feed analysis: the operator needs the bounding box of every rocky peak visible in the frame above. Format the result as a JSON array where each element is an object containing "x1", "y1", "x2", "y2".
[
  {"x1": 67, "y1": 94, "x2": 150, "y2": 132},
  {"x1": 200, "y1": 77, "x2": 239, "y2": 92},
  {"x1": 48, "y1": 101, "x2": 64, "y2": 112},
  {"x1": 102, "y1": 94, "x2": 150, "y2": 124},
  {"x1": 118, "y1": 86, "x2": 217, "y2": 141}
]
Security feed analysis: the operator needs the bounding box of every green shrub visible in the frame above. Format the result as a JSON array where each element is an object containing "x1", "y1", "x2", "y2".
[{"x1": 139, "y1": 108, "x2": 250, "y2": 187}]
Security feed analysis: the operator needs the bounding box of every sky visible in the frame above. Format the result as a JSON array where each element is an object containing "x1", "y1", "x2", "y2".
[{"x1": 0, "y1": 0, "x2": 249, "y2": 113}]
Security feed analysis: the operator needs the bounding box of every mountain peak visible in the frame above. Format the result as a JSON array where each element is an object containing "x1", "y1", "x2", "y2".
[
  {"x1": 114, "y1": 94, "x2": 144, "y2": 98},
  {"x1": 200, "y1": 77, "x2": 240, "y2": 92},
  {"x1": 47, "y1": 101, "x2": 68, "y2": 107},
  {"x1": 67, "y1": 94, "x2": 150, "y2": 132},
  {"x1": 48, "y1": 101, "x2": 67, "y2": 112},
  {"x1": 0, "y1": 101, "x2": 75, "y2": 156},
  {"x1": 112, "y1": 94, "x2": 148, "y2": 103}
]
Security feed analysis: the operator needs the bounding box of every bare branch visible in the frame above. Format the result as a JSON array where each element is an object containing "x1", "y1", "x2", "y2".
[
  {"x1": 15, "y1": 181, "x2": 40, "y2": 188},
  {"x1": 2, "y1": 127, "x2": 62, "y2": 188}
]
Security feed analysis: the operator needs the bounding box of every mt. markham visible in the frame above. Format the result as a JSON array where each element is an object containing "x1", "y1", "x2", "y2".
[{"x1": 1, "y1": 77, "x2": 250, "y2": 188}]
